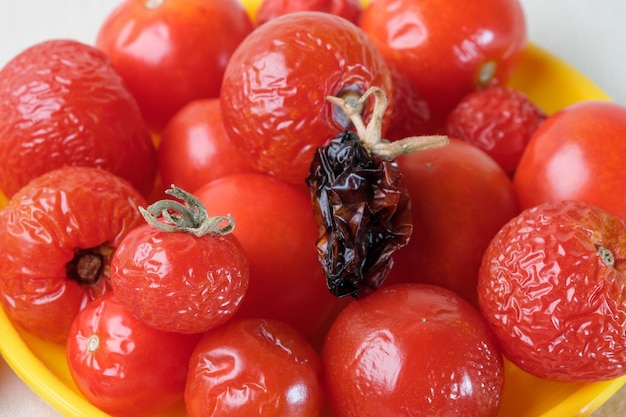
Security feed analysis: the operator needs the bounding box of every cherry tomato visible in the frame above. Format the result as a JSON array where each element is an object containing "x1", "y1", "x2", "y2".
[
  {"x1": 323, "y1": 283, "x2": 504, "y2": 417},
  {"x1": 66, "y1": 293, "x2": 200, "y2": 417},
  {"x1": 478, "y1": 199, "x2": 626, "y2": 382},
  {"x1": 0, "y1": 39, "x2": 157, "y2": 198},
  {"x1": 359, "y1": 0, "x2": 527, "y2": 130},
  {"x1": 513, "y1": 100, "x2": 626, "y2": 220},
  {"x1": 0, "y1": 166, "x2": 147, "y2": 344},
  {"x1": 255, "y1": 0, "x2": 362, "y2": 26},
  {"x1": 96, "y1": 0, "x2": 254, "y2": 132},
  {"x1": 110, "y1": 185, "x2": 249, "y2": 334},
  {"x1": 185, "y1": 318, "x2": 323, "y2": 417},
  {"x1": 220, "y1": 11, "x2": 393, "y2": 185},
  {"x1": 385, "y1": 139, "x2": 520, "y2": 306},
  {"x1": 194, "y1": 173, "x2": 343, "y2": 342}
]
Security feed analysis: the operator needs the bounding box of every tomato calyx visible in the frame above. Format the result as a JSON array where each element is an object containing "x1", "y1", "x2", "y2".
[
  {"x1": 66, "y1": 245, "x2": 114, "y2": 288},
  {"x1": 139, "y1": 185, "x2": 235, "y2": 237}
]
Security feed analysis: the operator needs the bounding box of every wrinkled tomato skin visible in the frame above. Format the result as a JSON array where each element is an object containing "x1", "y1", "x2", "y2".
[
  {"x1": 478, "y1": 200, "x2": 626, "y2": 382},
  {"x1": 66, "y1": 293, "x2": 200, "y2": 417},
  {"x1": 360, "y1": 0, "x2": 526, "y2": 130},
  {"x1": 0, "y1": 167, "x2": 147, "y2": 344},
  {"x1": 220, "y1": 11, "x2": 393, "y2": 185},
  {"x1": 385, "y1": 139, "x2": 520, "y2": 306},
  {"x1": 96, "y1": 0, "x2": 254, "y2": 132},
  {"x1": 323, "y1": 283, "x2": 504, "y2": 417},
  {"x1": 513, "y1": 101, "x2": 626, "y2": 221},
  {"x1": 185, "y1": 318, "x2": 324, "y2": 417}
]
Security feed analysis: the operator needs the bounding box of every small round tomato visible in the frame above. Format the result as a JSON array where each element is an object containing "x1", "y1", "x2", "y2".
[
  {"x1": 185, "y1": 318, "x2": 323, "y2": 417},
  {"x1": 220, "y1": 11, "x2": 393, "y2": 185},
  {"x1": 0, "y1": 166, "x2": 147, "y2": 344},
  {"x1": 323, "y1": 283, "x2": 504, "y2": 417},
  {"x1": 513, "y1": 100, "x2": 626, "y2": 220},
  {"x1": 67, "y1": 293, "x2": 200, "y2": 417},
  {"x1": 96, "y1": 0, "x2": 254, "y2": 132},
  {"x1": 255, "y1": 0, "x2": 362, "y2": 26},
  {"x1": 158, "y1": 98, "x2": 254, "y2": 194},
  {"x1": 359, "y1": 0, "x2": 527, "y2": 130},
  {"x1": 478, "y1": 199, "x2": 626, "y2": 382}
]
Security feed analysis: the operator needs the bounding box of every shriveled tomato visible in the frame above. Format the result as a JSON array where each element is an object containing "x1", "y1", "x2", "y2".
[
  {"x1": 323, "y1": 283, "x2": 504, "y2": 417},
  {"x1": 185, "y1": 318, "x2": 324, "y2": 417},
  {"x1": 478, "y1": 199, "x2": 626, "y2": 382},
  {"x1": 220, "y1": 11, "x2": 393, "y2": 185},
  {"x1": 0, "y1": 39, "x2": 157, "y2": 198},
  {"x1": 96, "y1": 0, "x2": 254, "y2": 132},
  {"x1": 67, "y1": 293, "x2": 200, "y2": 417},
  {"x1": 513, "y1": 100, "x2": 626, "y2": 220},
  {"x1": 0, "y1": 166, "x2": 147, "y2": 344}
]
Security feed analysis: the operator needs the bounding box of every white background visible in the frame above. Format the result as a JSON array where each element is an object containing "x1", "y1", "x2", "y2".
[{"x1": 1, "y1": 1, "x2": 626, "y2": 416}]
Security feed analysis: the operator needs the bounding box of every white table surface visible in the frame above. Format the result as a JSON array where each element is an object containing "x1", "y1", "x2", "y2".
[{"x1": 1, "y1": 1, "x2": 626, "y2": 416}]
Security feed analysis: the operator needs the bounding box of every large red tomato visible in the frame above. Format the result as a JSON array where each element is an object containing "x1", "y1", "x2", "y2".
[
  {"x1": 513, "y1": 100, "x2": 626, "y2": 220},
  {"x1": 96, "y1": 0, "x2": 254, "y2": 132}
]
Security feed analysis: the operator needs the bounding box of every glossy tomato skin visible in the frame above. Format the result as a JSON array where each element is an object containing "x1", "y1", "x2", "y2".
[
  {"x1": 385, "y1": 139, "x2": 520, "y2": 306},
  {"x1": 255, "y1": 0, "x2": 362, "y2": 26},
  {"x1": 96, "y1": 0, "x2": 254, "y2": 132},
  {"x1": 0, "y1": 167, "x2": 147, "y2": 344},
  {"x1": 513, "y1": 101, "x2": 626, "y2": 220},
  {"x1": 478, "y1": 200, "x2": 626, "y2": 382},
  {"x1": 0, "y1": 39, "x2": 157, "y2": 198},
  {"x1": 158, "y1": 98, "x2": 254, "y2": 194},
  {"x1": 185, "y1": 318, "x2": 324, "y2": 417},
  {"x1": 66, "y1": 293, "x2": 200, "y2": 417},
  {"x1": 323, "y1": 283, "x2": 504, "y2": 417},
  {"x1": 360, "y1": 0, "x2": 526, "y2": 130},
  {"x1": 220, "y1": 11, "x2": 393, "y2": 185}
]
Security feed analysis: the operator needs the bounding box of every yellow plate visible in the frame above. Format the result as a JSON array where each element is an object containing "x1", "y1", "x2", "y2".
[{"x1": 0, "y1": 42, "x2": 623, "y2": 417}]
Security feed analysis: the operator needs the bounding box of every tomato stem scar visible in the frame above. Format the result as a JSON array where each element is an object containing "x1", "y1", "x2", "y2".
[
  {"x1": 87, "y1": 335, "x2": 100, "y2": 352},
  {"x1": 597, "y1": 245, "x2": 615, "y2": 267}
]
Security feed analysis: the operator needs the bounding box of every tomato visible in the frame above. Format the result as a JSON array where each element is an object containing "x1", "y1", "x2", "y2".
[
  {"x1": 255, "y1": 0, "x2": 362, "y2": 26},
  {"x1": 194, "y1": 173, "x2": 343, "y2": 342},
  {"x1": 110, "y1": 185, "x2": 249, "y2": 334},
  {"x1": 220, "y1": 11, "x2": 393, "y2": 185},
  {"x1": 96, "y1": 0, "x2": 254, "y2": 132},
  {"x1": 323, "y1": 283, "x2": 504, "y2": 417},
  {"x1": 513, "y1": 100, "x2": 626, "y2": 220},
  {"x1": 478, "y1": 199, "x2": 626, "y2": 382},
  {"x1": 66, "y1": 293, "x2": 200, "y2": 417},
  {"x1": 158, "y1": 98, "x2": 254, "y2": 194},
  {"x1": 0, "y1": 39, "x2": 157, "y2": 198},
  {"x1": 359, "y1": 0, "x2": 527, "y2": 130},
  {"x1": 185, "y1": 318, "x2": 323, "y2": 417},
  {"x1": 385, "y1": 139, "x2": 520, "y2": 306},
  {"x1": 0, "y1": 166, "x2": 147, "y2": 344}
]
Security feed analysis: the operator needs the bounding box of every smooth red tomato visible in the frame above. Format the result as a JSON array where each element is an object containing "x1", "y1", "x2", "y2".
[
  {"x1": 513, "y1": 100, "x2": 626, "y2": 220},
  {"x1": 0, "y1": 39, "x2": 157, "y2": 198},
  {"x1": 255, "y1": 0, "x2": 362, "y2": 26},
  {"x1": 323, "y1": 283, "x2": 504, "y2": 417},
  {"x1": 0, "y1": 167, "x2": 147, "y2": 344},
  {"x1": 96, "y1": 0, "x2": 254, "y2": 132},
  {"x1": 385, "y1": 139, "x2": 520, "y2": 306},
  {"x1": 66, "y1": 293, "x2": 200, "y2": 417},
  {"x1": 220, "y1": 11, "x2": 393, "y2": 185},
  {"x1": 359, "y1": 0, "x2": 527, "y2": 130},
  {"x1": 478, "y1": 200, "x2": 626, "y2": 382},
  {"x1": 185, "y1": 318, "x2": 324, "y2": 417}
]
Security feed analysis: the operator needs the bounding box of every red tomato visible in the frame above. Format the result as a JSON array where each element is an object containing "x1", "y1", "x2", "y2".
[
  {"x1": 385, "y1": 139, "x2": 520, "y2": 306},
  {"x1": 0, "y1": 39, "x2": 157, "y2": 198},
  {"x1": 96, "y1": 0, "x2": 254, "y2": 132},
  {"x1": 185, "y1": 318, "x2": 324, "y2": 417},
  {"x1": 194, "y1": 173, "x2": 343, "y2": 342},
  {"x1": 66, "y1": 293, "x2": 200, "y2": 417},
  {"x1": 255, "y1": 0, "x2": 362, "y2": 26},
  {"x1": 478, "y1": 199, "x2": 626, "y2": 382},
  {"x1": 158, "y1": 98, "x2": 254, "y2": 194},
  {"x1": 323, "y1": 283, "x2": 504, "y2": 417},
  {"x1": 220, "y1": 11, "x2": 393, "y2": 185},
  {"x1": 359, "y1": 0, "x2": 527, "y2": 130},
  {"x1": 0, "y1": 167, "x2": 147, "y2": 344},
  {"x1": 513, "y1": 100, "x2": 626, "y2": 220}
]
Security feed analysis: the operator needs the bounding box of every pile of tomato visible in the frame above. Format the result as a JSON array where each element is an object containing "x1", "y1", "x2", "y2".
[{"x1": 2, "y1": 0, "x2": 626, "y2": 416}]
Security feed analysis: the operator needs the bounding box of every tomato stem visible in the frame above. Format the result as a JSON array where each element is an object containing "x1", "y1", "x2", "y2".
[{"x1": 139, "y1": 185, "x2": 235, "y2": 237}]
